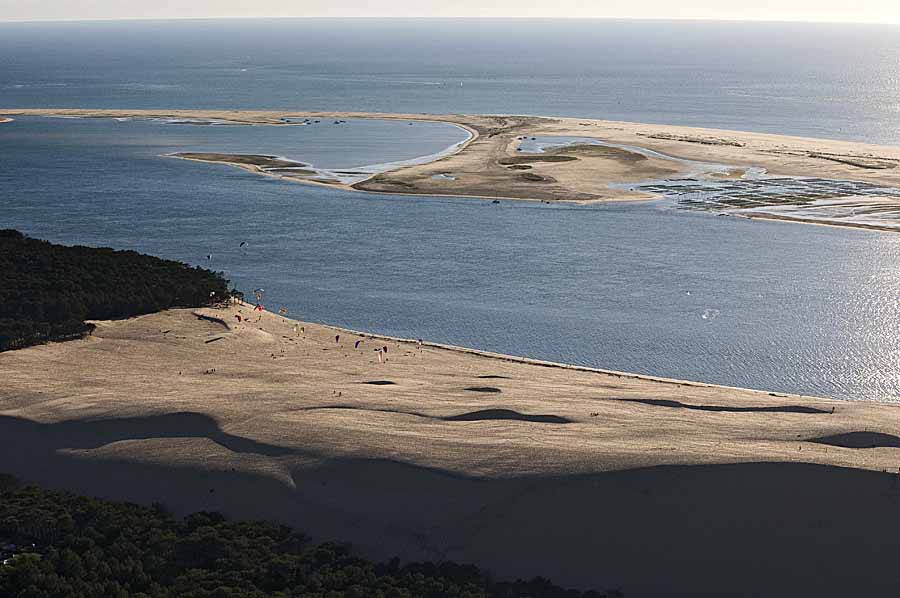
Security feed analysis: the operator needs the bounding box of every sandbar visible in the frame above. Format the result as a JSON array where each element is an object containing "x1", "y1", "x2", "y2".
[{"x1": 6, "y1": 108, "x2": 900, "y2": 232}]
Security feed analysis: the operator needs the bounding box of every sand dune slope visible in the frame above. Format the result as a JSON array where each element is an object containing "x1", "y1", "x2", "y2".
[{"x1": 3, "y1": 305, "x2": 900, "y2": 596}]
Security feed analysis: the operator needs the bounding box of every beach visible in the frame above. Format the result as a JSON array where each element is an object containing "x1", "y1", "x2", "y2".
[{"x1": 3, "y1": 303, "x2": 900, "y2": 596}]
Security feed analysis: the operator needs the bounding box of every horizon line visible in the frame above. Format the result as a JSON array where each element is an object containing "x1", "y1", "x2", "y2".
[{"x1": 1, "y1": 15, "x2": 899, "y2": 26}]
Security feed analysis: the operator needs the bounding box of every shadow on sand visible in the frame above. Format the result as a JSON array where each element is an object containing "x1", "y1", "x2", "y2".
[
  {"x1": 442, "y1": 409, "x2": 571, "y2": 424},
  {"x1": 619, "y1": 398, "x2": 829, "y2": 414},
  {"x1": 0, "y1": 412, "x2": 298, "y2": 457},
  {"x1": 291, "y1": 405, "x2": 571, "y2": 424},
  {"x1": 810, "y1": 431, "x2": 900, "y2": 449},
  {"x1": 3, "y1": 413, "x2": 900, "y2": 597}
]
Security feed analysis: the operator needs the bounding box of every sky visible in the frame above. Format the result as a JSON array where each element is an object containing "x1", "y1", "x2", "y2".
[{"x1": 1, "y1": 0, "x2": 899, "y2": 24}]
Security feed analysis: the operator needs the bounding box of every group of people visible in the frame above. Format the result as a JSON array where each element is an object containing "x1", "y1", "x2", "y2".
[
  {"x1": 230, "y1": 296, "x2": 428, "y2": 366},
  {"x1": 336, "y1": 334, "x2": 391, "y2": 363}
]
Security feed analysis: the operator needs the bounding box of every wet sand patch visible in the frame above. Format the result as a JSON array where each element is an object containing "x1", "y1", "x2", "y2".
[{"x1": 633, "y1": 176, "x2": 900, "y2": 231}]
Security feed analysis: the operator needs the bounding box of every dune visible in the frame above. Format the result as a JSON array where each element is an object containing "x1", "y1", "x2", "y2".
[{"x1": 4, "y1": 303, "x2": 900, "y2": 596}]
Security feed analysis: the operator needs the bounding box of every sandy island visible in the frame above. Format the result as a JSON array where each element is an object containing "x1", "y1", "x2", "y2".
[
  {"x1": 4, "y1": 108, "x2": 900, "y2": 233},
  {"x1": 4, "y1": 304, "x2": 900, "y2": 596}
]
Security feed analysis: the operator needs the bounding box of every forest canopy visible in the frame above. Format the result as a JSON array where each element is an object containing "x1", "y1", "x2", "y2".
[
  {"x1": 0, "y1": 479, "x2": 614, "y2": 598},
  {"x1": 0, "y1": 230, "x2": 233, "y2": 351}
]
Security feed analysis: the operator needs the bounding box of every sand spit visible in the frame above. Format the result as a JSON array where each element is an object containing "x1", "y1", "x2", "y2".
[
  {"x1": 4, "y1": 304, "x2": 900, "y2": 596},
  {"x1": 6, "y1": 107, "x2": 900, "y2": 231},
  {"x1": 5, "y1": 108, "x2": 900, "y2": 200}
]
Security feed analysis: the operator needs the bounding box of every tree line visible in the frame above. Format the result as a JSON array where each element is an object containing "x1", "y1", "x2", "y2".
[
  {"x1": 0, "y1": 230, "x2": 235, "y2": 351},
  {"x1": 0, "y1": 478, "x2": 616, "y2": 598}
]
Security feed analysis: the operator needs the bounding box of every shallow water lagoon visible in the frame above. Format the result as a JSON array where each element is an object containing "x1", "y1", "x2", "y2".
[
  {"x1": 2, "y1": 116, "x2": 900, "y2": 402},
  {"x1": 4, "y1": 115, "x2": 470, "y2": 178}
]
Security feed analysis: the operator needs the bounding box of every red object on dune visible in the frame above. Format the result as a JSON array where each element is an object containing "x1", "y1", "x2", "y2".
[{"x1": 254, "y1": 304, "x2": 264, "y2": 312}]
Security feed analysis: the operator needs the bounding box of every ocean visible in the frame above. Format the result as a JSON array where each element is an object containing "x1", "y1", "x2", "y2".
[
  {"x1": 2, "y1": 19, "x2": 899, "y2": 401},
  {"x1": 2, "y1": 18, "x2": 900, "y2": 143}
]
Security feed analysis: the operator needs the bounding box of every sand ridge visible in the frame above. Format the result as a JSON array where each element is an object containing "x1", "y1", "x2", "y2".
[{"x1": 4, "y1": 305, "x2": 900, "y2": 595}]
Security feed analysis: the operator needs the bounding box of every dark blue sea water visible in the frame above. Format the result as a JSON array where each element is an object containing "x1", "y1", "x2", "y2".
[
  {"x1": 2, "y1": 20, "x2": 900, "y2": 401},
  {"x1": 1, "y1": 19, "x2": 899, "y2": 144},
  {"x1": 2, "y1": 115, "x2": 899, "y2": 402}
]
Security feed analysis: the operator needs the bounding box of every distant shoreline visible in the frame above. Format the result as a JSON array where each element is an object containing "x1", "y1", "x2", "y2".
[{"x1": 5, "y1": 107, "x2": 900, "y2": 231}]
